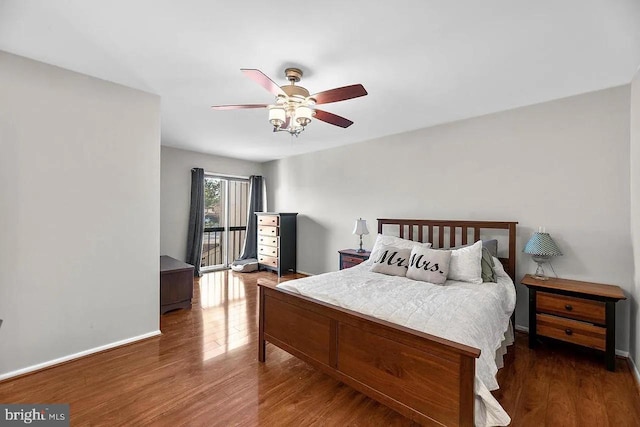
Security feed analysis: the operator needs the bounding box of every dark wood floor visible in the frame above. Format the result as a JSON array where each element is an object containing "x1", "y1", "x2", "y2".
[{"x1": 1, "y1": 270, "x2": 639, "y2": 426}]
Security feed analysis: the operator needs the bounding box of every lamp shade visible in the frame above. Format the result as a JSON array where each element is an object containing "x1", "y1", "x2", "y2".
[
  {"x1": 268, "y1": 107, "x2": 285, "y2": 127},
  {"x1": 296, "y1": 106, "x2": 313, "y2": 126},
  {"x1": 523, "y1": 232, "x2": 562, "y2": 256},
  {"x1": 352, "y1": 218, "x2": 369, "y2": 236}
]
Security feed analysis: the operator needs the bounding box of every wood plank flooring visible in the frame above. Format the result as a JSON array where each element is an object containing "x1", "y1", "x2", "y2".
[{"x1": 1, "y1": 270, "x2": 639, "y2": 426}]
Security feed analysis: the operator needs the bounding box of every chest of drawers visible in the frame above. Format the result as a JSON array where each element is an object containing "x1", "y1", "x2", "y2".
[
  {"x1": 521, "y1": 274, "x2": 626, "y2": 371},
  {"x1": 256, "y1": 212, "x2": 297, "y2": 277}
]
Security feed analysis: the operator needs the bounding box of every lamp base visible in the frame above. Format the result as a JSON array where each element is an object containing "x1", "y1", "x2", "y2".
[
  {"x1": 356, "y1": 234, "x2": 366, "y2": 253},
  {"x1": 533, "y1": 260, "x2": 549, "y2": 280},
  {"x1": 533, "y1": 274, "x2": 550, "y2": 281}
]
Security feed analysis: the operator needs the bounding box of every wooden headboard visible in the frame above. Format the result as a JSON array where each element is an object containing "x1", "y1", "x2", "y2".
[{"x1": 377, "y1": 218, "x2": 518, "y2": 281}]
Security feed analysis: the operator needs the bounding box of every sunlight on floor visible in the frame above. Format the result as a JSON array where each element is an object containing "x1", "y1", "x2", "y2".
[
  {"x1": 200, "y1": 272, "x2": 246, "y2": 308},
  {"x1": 199, "y1": 271, "x2": 250, "y2": 361}
]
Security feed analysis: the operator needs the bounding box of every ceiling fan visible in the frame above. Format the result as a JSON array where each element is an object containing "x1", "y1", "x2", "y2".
[{"x1": 211, "y1": 68, "x2": 368, "y2": 136}]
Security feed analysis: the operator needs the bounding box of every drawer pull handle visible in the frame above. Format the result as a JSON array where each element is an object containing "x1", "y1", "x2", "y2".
[
  {"x1": 565, "y1": 328, "x2": 573, "y2": 336},
  {"x1": 564, "y1": 304, "x2": 573, "y2": 311}
]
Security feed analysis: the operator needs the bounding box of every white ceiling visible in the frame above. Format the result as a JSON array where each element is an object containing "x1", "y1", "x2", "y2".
[{"x1": 1, "y1": 1, "x2": 639, "y2": 162}]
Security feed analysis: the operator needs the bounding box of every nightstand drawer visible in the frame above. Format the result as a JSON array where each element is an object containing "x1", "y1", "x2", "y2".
[
  {"x1": 258, "y1": 226, "x2": 278, "y2": 237},
  {"x1": 257, "y1": 215, "x2": 279, "y2": 227},
  {"x1": 258, "y1": 235, "x2": 278, "y2": 247},
  {"x1": 536, "y1": 313, "x2": 606, "y2": 351},
  {"x1": 342, "y1": 255, "x2": 364, "y2": 265},
  {"x1": 338, "y1": 249, "x2": 371, "y2": 270},
  {"x1": 258, "y1": 245, "x2": 278, "y2": 258},
  {"x1": 258, "y1": 255, "x2": 278, "y2": 268},
  {"x1": 537, "y1": 292, "x2": 605, "y2": 324}
]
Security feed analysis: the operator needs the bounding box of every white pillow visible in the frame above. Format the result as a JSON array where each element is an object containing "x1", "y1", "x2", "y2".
[
  {"x1": 369, "y1": 234, "x2": 432, "y2": 264},
  {"x1": 492, "y1": 256, "x2": 508, "y2": 278},
  {"x1": 370, "y1": 245, "x2": 411, "y2": 277},
  {"x1": 448, "y1": 240, "x2": 483, "y2": 284},
  {"x1": 406, "y1": 246, "x2": 451, "y2": 285}
]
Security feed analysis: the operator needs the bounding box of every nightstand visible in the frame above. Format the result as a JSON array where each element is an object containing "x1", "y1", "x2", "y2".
[
  {"x1": 521, "y1": 274, "x2": 626, "y2": 371},
  {"x1": 339, "y1": 249, "x2": 371, "y2": 270}
]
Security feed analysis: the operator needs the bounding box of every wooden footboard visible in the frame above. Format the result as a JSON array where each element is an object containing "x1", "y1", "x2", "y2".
[{"x1": 258, "y1": 280, "x2": 480, "y2": 426}]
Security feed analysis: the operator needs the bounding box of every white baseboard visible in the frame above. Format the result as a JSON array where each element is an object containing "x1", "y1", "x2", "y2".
[
  {"x1": 296, "y1": 270, "x2": 314, "y2": 276},
  {"x1": 629, "y1": 355, "x2": 640, "y2": 389},
  {"x1": 513, "y1": 324, "x2": 628, "y2": 357},
  {"x1": 616, "y1": 349, "x2": 630, "y2": 358},
  {"x1": 0, "y1": 330, "x2": 161, "y2": 382}
]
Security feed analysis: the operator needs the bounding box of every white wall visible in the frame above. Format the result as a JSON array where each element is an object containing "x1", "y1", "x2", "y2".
[
  {"x1": 264, "y1": 86, "x2": 633, "y2": 352},
  {"x1": 160, "y1": 146, "x2": 262, "y2": 261},
  {"x1": 0, "y1": 52, "x2": 161, "y2": 378},
  {"x1": 631, "y1": 69, "x2": 640, "y2": 365}
]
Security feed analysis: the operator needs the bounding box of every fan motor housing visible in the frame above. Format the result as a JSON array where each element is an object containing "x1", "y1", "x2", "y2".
[
  {"x1": 281, "y1": 85, "x2": 310, "y2": 98},
  {"x1": 284, "y1": 67, "x2": 303, "y2": 82}
]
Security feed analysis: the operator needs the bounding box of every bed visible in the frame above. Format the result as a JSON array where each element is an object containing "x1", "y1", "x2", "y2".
[{"x1": 257, "y1": 219, "x2": 518, "y2": 426}]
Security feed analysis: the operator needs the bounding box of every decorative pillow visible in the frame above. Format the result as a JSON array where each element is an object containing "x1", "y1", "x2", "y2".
[
  {"x1": 492, "y1": 256, "x2": 507, "y2": 277},
  {"x1": 406, "y1": 246, "x2": 452, "y2": 285},
  {"x1": 481, "y1": 247, "x2": 497, "y2": 282},
  {"x1": 448, "y1": 240, "x2": 483, "y2": 284},
  {"x1": 481, "y1": 239, "x2": 498, "y2": 257},
  {"x1": 370, "y1": 245, "x2": 411, "y2": 277},
  {"x1": 369, "y1": 234, "x2": 432, "y2": 264},
  {"x1": 451, "y1": 239, "x2": 498, "y2": 256}
]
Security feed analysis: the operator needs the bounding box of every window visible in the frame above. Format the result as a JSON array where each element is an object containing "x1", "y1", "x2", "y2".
[{"x1": 201, "y1": 175, "x2": 249, "y2": 270}]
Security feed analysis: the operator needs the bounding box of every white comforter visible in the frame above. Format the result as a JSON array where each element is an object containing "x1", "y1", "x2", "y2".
[{"x1": 277, "y1": 259, "x2": 516, "y2": 427}]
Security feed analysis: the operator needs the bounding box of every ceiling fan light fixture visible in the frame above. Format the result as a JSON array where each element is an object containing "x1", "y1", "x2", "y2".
[{"x1": 211, "y1": 68, "x2": 368, "y2": 136}]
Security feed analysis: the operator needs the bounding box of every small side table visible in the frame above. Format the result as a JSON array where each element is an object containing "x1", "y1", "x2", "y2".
[
  {"x1": 338, "y1": 249, "x2": 371, "y2": 270},
  {"x1": 521, "y1": 274, "x2": 626, "y2": 371}
]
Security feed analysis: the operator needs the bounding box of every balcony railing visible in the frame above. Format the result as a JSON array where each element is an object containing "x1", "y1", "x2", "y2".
[{"x1": 201, "y1": 226, "x2": 247, "y2": 268}]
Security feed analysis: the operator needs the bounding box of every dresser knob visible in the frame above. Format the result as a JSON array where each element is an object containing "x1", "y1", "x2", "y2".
[
  {"x1": 565, "y1": 328, "x2": 573, "y2": 336},
  {"x1": 564, "y1": 304, "x2": 573, "y2": 311}
]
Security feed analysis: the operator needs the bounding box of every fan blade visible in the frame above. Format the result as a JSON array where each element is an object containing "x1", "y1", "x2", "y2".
[
  {"x1": 241, "y1": 69, "x2": 286, "y2": 97},
  {"x1": 311, "y1": 84, "x2": 367, "y2": 105},
  {"x1": 313, "y1": 109, "x2": 354, "y2": 128},
  {"x1": 211, "y1": 104, "x2": 269, "y2": 110}
]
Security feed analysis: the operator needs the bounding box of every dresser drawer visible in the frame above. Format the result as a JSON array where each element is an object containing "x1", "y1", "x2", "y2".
[
  {"x1": 257, "y1": 215, "x2": 279, "y2": 226},
  {"x1": 258, "y1": 255, "x2": 278, "y2": 268},
  {"x1": 258, "y1": 245, "x2": 279, "y2": 258},
  {"x1": 258, "y1": 226, "x2": 278, "y2": 237},
  {"x1": 536, "y1": 313, "x2": 606, "y2": 351},
  {"x1": 258, "y1": 235, "x2": 278, "y2": 247},
  {"x1": 537, "y1": 292, "x2": 605, "y2": 324}
]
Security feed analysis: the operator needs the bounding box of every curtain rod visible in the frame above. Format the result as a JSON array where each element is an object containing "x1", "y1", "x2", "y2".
[{"x1": 191, "y1": 168, "x2": 251, "y2": 180}]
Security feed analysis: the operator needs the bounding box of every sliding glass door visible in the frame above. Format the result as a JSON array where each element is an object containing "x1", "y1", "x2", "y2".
[{"x1": 201, "y1": 175, "x2": 249, "y2": 271}]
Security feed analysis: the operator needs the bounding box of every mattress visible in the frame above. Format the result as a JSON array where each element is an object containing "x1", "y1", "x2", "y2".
[{"x1": 277, "y1": 258, "x2": 516, "y2": 427}]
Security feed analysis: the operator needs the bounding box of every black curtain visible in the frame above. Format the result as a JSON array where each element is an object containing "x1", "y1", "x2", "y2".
[
  {"x1": 186, "y1": 168, "x2": 205, "y2": 276},
  {"x1": 236, "y1": 175, "x2": 264, "y2": 262}
]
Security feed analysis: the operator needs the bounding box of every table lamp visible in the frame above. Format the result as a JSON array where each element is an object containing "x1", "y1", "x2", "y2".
[
  {"x1": 523, "y1": 227, "x2": 563, "y2": 280},
  {"x1": 352, "y1": 218, "x2": 369, "y2": 253}
]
